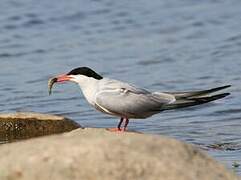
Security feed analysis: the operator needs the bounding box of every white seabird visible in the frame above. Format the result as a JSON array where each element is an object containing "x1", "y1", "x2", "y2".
[{"x1": 48, "y1": 67, "x2": 230, "y2": 132}]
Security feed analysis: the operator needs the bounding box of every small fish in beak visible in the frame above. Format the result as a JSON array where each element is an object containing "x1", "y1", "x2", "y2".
[
  {"x1": 48, "y1": 74, "x2": 72, "y2": 95},
  {"x1": 48, "y1": 77, "x2": 57, "y2": 95}
]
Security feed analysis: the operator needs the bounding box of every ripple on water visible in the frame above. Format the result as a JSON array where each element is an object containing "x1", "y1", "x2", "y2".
[
  {"x1": 0, "y1": 0, "x2": 241, "y2": 175},
  {"x1": 210, "y1": 108, "x2": 241, "y2": 116},
  {"x1": 206, "y1": 142, "x2": 241, "y2": 151}
]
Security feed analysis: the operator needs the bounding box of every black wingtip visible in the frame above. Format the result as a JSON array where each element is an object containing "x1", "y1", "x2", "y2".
[
  {"x1": 206, "y1": 92, "x2": 230, "y2": 101},
  {"x1": 188, "y1": 93, "x2": 230, "y2": 103},
  {"x1": 212, "y1": 85, "x2": 231, "y2": 92},
  {"x1": 220, "y1": 92, "x2": 231, "y2": 98},
  {"x1": 222, "y1": 85, "x2": 231, "y2": 89}
]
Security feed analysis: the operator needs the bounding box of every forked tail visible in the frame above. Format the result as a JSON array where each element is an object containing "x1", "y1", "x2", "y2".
[{"x1": 162, "y1": 85, "x2": 231, "y2": 110}]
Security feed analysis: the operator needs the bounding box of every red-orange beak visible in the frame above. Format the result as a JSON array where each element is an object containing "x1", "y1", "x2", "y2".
[
  {"x1": 55, "y1": 74, "x2": 71, "y2": 82},
  {"x1": 48, "y1": 74, "x2": 72, "y2": 95}
]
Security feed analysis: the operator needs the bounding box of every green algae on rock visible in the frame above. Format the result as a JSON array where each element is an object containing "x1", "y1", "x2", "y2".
[{"x1": 0, "y1": 112, "x2": 81, "y2": 142}]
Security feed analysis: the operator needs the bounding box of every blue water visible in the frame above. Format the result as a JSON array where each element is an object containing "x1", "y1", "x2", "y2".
[{"x1": 0, "y1": 0, "x2": 241, "y2": 175}]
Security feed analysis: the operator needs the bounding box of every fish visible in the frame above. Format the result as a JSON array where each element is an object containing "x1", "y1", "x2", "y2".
[{"x1": 48, "y1": 77, "x2": 57, "y2": 95}]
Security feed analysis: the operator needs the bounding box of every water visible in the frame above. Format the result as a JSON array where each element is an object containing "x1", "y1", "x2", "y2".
[{"x1": 0, "y1": 0, "x2": 241, "y2": 175}]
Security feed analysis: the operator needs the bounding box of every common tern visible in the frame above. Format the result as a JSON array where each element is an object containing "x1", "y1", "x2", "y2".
[{"x1": 48, "y1": 67, "x2": 230, "y2": 132}]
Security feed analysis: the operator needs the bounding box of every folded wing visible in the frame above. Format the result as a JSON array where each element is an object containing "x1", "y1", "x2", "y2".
[{"x1": 95, "y1": 85, "x2": 175, "y2": 119}]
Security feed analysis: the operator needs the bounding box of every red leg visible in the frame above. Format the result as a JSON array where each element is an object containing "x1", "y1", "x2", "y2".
[
  {"x1": 117, "y1": 117, "x2": 124, "y2": 130},
  {"x1": 122, "y1": 118, "x2": 129, "y2": 131},
  {"x1": 107, "y1": 117, "x2": 123, "y2": 132}
]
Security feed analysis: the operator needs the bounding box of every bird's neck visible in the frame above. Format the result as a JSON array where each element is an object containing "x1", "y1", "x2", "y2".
[{"x1": 77, "y1": 77, "x2": 99, "y2": 106}]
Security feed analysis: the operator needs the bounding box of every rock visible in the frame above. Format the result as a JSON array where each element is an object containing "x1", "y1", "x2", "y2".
[
  {"x1": 0, "y1": 112, "x2": 81, "y2": 142},
  {"x1": 0, "y1": 128, "x2": 238, "y2": 180}
]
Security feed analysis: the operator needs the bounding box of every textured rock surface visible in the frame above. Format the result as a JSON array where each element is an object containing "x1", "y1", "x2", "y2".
[
  {"x1": 0, "y1": 112, "x2": 81, "y2": 142},
  {"x1": 0, "y1": 128, "x2": 238, "y2": 180}
]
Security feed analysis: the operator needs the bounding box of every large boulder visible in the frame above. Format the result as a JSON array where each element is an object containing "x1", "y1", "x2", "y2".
[
  {"x1": 0, "y1": 112, "x2": 81, "y2": 142},
  {"x1": 0, "y1": 128, "x2": 238, "y2": 180}
]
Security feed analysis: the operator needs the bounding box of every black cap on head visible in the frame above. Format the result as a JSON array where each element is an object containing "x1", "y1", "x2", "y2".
[{"x1": 67, "y1": 67, "x2": 103, "y2": 80}]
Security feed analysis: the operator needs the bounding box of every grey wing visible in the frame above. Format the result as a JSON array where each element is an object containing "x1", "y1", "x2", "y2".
[
  {"x1": 100, "y1": 78, "x2": 150, "y2": 94},
  {"x1": 95, "y1": 84, "x2": 175, "y2": 118}
]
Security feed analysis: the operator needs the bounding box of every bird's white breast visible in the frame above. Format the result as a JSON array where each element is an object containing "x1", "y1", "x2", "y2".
[
  {"x1": 81, "y1": 85, "x2": 98, "y2": 106},
  {"x1": 75, "y1": 76, "x2": 99, "y2": 106}
]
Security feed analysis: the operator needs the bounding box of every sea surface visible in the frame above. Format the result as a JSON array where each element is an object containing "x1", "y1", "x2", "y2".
[{"x1": 0, "y1": 0, "x2": 241, "y2": 175}]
